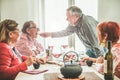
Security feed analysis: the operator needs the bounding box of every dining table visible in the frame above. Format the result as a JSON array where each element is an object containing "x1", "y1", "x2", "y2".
[{"x1": 15, "y1": 60, "x2": 120, "y2": 80}]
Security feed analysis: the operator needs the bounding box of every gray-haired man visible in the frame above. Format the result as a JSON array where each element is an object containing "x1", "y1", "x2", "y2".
[{"x1": 40, "y1": 6, "x2": 102, "y2": 58}]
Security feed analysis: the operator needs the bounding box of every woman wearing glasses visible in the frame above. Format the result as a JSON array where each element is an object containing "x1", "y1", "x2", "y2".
[
  {"x1": 15, "y1": 21, "x2": 46, "y2": 64},
  {"x1": 0, "y1": 19, "x2": 37, "y2": 80}
]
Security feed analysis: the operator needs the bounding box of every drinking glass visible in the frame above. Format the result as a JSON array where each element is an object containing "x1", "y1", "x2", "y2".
[
  {"x1": 52, "y1": 46, "x2": 62, "y2": 61},
  {"x1": 45, "y1": 49, "x2": 53, "y2": 61},
  {"x1": 61, "y1": 45, "x2": 68, "y2": 54},
  {"x1": 48, "y1": 45, "x2": 54, "y2": 50}
]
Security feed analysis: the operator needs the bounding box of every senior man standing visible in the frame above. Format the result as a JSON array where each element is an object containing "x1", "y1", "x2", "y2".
[{"x1": 40, "y1": 6, "x2": 102, "y2": 58}]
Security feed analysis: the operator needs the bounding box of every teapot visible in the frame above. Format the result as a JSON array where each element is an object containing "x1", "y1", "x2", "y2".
[{"x1": 60, "y1": 51, "x2": 82, "y2": 78}]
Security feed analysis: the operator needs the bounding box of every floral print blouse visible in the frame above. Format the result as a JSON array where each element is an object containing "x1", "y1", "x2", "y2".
[{"x1": 15, "y1": 33, "x2": 44, "y2": 56}]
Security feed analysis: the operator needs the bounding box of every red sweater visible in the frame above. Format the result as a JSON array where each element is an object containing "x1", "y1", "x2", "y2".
[{"x1": 0, "y1": 42, "x2": 28, "y2": 80}]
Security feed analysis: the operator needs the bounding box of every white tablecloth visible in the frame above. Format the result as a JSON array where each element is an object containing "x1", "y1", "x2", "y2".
[{"x1": 15, "y1": 63, "x2": 119, "y2": 80}]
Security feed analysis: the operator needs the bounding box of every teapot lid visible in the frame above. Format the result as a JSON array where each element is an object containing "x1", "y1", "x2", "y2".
[
  {"x1": 64, "y1": 60, "x2": 79, "y2": 66},
  {"x1": 63, "y1": 51, "x2": 79, "y2": 62}
]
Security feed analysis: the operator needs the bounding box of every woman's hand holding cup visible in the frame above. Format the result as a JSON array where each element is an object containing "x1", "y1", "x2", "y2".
[
  {"x1": 25, "y1": 55, "x2": 37, "y2": 66},
  {"x1": 37, "y1": 58, "x2": 46, "y2": 64}
]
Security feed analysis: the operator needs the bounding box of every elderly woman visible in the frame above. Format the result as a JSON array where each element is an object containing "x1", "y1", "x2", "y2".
[
  {"x1": 0, "y1": 19, "x2": 36, "y2": 80},
  {"x1": 15, "y1": 21, "x2": 46, "y2": 64},
  {"x1": 15, "y1": 21, "x2": 44, "y2": 56},
  {"x1": 82, "y1": 21, "x2": 120, "y2": 78}
]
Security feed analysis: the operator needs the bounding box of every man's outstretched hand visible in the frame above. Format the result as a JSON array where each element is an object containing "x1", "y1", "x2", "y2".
[{"x1": 39, "y1": 32, "x2": 51, "y2": 38}]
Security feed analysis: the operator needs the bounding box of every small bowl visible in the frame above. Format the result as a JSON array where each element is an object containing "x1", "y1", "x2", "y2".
[
  {"x1": 86, "y1": 60, "x2": 93, "y2": 67},
  {"x1": 33, "y1": 62, "x2": 40, "y2": 69}
]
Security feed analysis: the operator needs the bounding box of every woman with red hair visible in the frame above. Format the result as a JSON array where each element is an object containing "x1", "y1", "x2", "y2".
[{"x1": 82, "y1": 21, "x2": 120, "y2": 78}]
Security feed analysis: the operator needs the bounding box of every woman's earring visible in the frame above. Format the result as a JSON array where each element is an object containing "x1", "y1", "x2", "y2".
[
  {"x1": 100, "y1": 39, "x2": 106, "y2": 47},
  {"x1": 100, "y1": 42, "x2": 105, "y2": 47},
  {"x1": 102, "y1": 39, "x2": 106, "y2": 43}
]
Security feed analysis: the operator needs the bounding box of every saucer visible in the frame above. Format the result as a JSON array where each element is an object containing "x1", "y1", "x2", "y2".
[{"x1": 58, "y1": 74, "x2": 85, "y2": 80}]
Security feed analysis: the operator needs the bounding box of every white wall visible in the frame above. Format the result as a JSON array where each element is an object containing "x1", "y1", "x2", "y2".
[
  {"x1": 1, "y1": 0, "x2": 120, "y2": 27},
  {"x1": 0, "y1": 0, "x2": 120, "y2": 49},
  {"x1": 0, "y1": 0, "x2": 1, "y2": 21},
  {"x1": 98, "y1": 0, "x2": 120, "y2": 24},
  {"x1": 0, "y1": 0, "x2": 40, "y2": 29}
]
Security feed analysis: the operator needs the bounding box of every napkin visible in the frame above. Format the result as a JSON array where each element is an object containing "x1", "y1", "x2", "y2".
[{"x1": 22, "y1": 69, "x2": 48, "y2": 75}]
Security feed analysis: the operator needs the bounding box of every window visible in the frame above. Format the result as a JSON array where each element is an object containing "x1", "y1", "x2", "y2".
[
  {"x1": 44, "y1": 0, "x2": 68, "y2": 48},
  {"x1": 39, "y1": 0, "x2": 98, "y2": 52}
]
